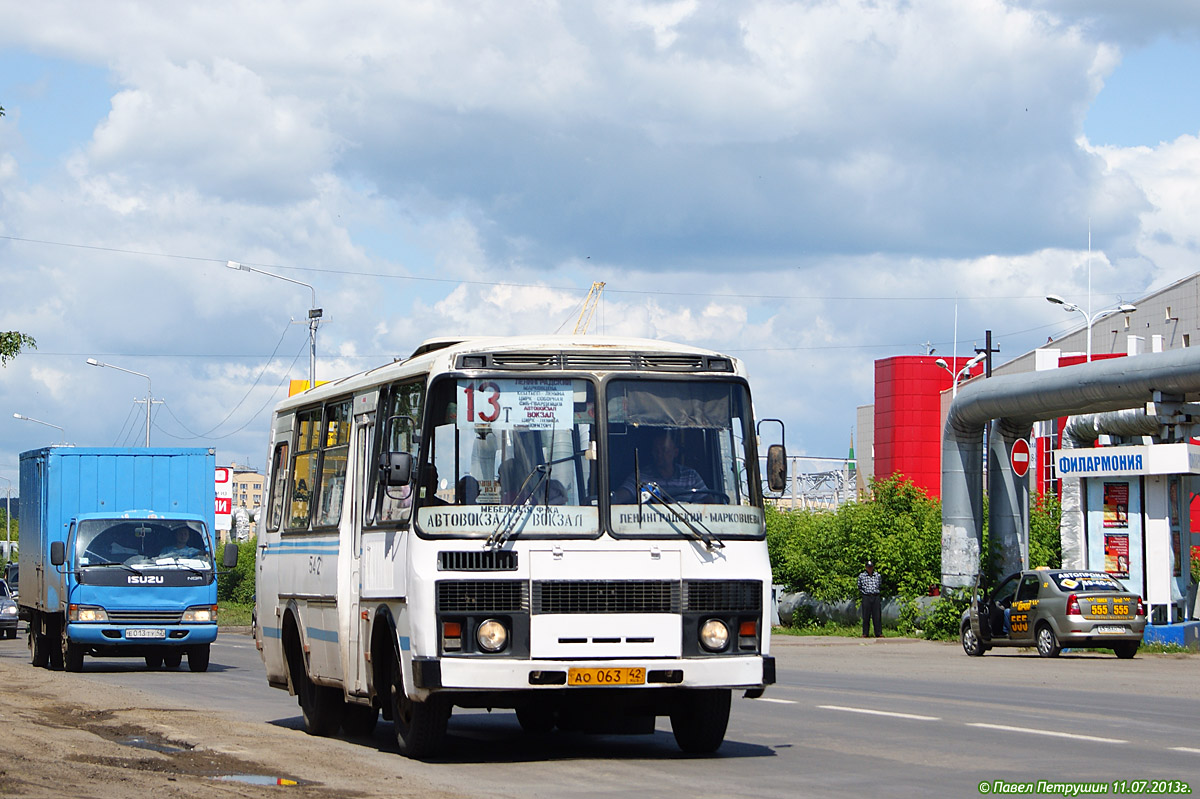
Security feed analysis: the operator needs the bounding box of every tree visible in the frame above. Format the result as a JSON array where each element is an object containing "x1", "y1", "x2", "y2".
[{"x1": 0, "y1": 332, "x2": 36, "y2": 366}]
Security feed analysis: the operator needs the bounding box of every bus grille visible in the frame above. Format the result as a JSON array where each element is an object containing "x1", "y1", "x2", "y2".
[
  {"x1": 684, "y1": 580, "x2": 762, "y2": 612},
  {"x1": 532, "y1": 580, "x2": 681, "y2": 615},
  {"x1": 106, "y1": 610, "x2": 184, "y2": 625},
  {"x1": 436, "y1": 581, "x2": 528, "y2": 612},
  {"x1": 438, "y1": 550, "x2": 518, "y2": 571}
]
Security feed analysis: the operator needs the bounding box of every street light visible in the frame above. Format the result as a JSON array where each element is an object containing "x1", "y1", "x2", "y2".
[
  {"x1": 1045, "y1": 295, "x2": 1137, "y2": 362},
  {"x1": 13, "y1": 413, "x2": 66, "y2": 444},
  {"x1": 935, "y1": 351, "x2": 987, "y2": 397},
  {"x1": 226, "y1": 260, "x2": 322, "y2": 388},
  {"x1": 87, "y1": 359, "x2": 153, "y2": 446}
]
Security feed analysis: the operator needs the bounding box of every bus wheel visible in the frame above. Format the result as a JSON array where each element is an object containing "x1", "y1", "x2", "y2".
[
  {"x1": 187, "y1": 644, "x2": 210, "y2": 672},
  {"x1": 341, "y1": 703, "x2": 379, "y2": 738},
  {"x1": 61, "y1": 623, "x2": 84, "y2": 672},
  {"x1": 516, "y1": 700, "x2": 557, "y2": 734},
  {"x1": 287, "y1": 641, "x2": 343, "y2": 736},
  {"x1": 669, "y1": 689, "x2": 731, "y2": 754},
  {"x1": 389, "y1": 651, "x2": 449, "y2": 759}
]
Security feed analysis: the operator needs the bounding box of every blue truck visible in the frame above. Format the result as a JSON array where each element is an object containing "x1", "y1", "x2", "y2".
[{"x1": 17, "y1": 447, "x2": 235, "y2": 672}]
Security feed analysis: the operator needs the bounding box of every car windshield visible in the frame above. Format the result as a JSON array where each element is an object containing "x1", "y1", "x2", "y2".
[
  {"x1": 75, "y1": 519, "x2": 213, "y2": 569},
  {"x1": 1051, "y1": 571, "x2": 1126, "y2": 593},
  {"x1": 606, "y1": 378, "x2": 763, "y2": 539},
  {"x1": 414, "y1": 377, "x2": 599, "y2": 538}
]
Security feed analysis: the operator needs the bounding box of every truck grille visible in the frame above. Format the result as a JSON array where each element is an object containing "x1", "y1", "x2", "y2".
[
  {"x1": 532, "y1": 580, "x2": 681, "y2": 615},
  {"x1": 436, "y1": 581, "x2": 528, "y2": 613},
  {"x1": 684, "y1": 580, "x2": 762, "y2": 612},
  {"x1": 106, "y1": 610, "x2": 184, "y2": 625}
]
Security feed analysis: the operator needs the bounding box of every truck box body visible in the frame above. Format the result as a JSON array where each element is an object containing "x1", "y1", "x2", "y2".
[{"x1": 18, "y1": 447, "x2": 220, "y2": 671}]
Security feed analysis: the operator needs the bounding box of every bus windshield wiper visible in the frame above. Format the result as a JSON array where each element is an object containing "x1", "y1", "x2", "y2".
[
  {"x1": 485, "y1": 449, "x2": 587, "y2": 550},
  {"x1": 639, "y1": 482, "x2": 725, "y2": 552}
]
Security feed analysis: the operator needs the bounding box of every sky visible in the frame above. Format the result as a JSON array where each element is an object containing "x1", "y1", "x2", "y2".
[{"x1": 3, "y1": 0, "x2": 1200, "y2": 491}]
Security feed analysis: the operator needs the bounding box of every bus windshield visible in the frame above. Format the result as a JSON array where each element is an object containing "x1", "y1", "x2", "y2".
[
  {"x1": 606, "y1": 379, "x2": 763, "y2": 539},
  {"x1": 415, "y1": 377, "x2": 599, "y2": 538},
  {"x1": 75, "y1": 519, "x2": 213, "y2": 570}
]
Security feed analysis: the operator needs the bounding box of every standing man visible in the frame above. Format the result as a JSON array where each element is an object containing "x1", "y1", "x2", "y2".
[{"x1": 858, "y1": 560, "x2": 883, "y2": 638}]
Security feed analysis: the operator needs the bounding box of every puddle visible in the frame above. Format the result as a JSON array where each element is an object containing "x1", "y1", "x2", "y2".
[
  {"x1": 211, "y1": 774, "x2": 314, "y2": 786},
  {"x1": 118, "y1": 734, "x2": 191, "y2": 754}
]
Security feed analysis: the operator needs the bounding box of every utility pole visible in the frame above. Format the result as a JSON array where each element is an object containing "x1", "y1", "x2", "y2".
[{"x1": 975, "y1": 330, "x2": 1000, "y2": 377}]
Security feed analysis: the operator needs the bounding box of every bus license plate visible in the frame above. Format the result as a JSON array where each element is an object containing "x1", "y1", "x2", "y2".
[
  {"x1": 1095, "y1": 625, "x2": 1126, "y2": 635},
  {"x1": 567, "y1": 667, "x2": 646, "y2": 686},
  {"x1": 127, "y1": 628, "x2": 166, "y2": 639}
]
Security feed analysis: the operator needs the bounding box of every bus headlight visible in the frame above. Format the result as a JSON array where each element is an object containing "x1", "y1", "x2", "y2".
[
  {"x1": 700, "y1": 619, "x2": 730, "y2": 652},
  {"x1": 69, "y1": 605, "x2": 108, "y2": 622},
  {"x1": 476, "y1": 619, "x2": 508, "y2": 653},
  {"x1": 182, "y1": 605, "x2": 218, "y2": 623}
]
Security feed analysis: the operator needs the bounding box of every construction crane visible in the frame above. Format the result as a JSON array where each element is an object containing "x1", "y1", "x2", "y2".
[{"x1": 573, "y1": 281, "x2": 605, "y2": 334}]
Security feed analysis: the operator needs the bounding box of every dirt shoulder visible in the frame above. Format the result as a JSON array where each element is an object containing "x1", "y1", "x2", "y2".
[{"x1": 0, "y1": 657, "x2": 462, "y2": 799}]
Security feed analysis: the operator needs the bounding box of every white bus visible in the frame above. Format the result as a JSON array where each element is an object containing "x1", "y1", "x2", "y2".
[{"x1": 255, "y1": 335, "x2": 785, "y2": 758}]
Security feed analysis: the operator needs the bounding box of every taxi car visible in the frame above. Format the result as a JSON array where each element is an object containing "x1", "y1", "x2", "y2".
[
  {"x1": 960, "y1": 569, "x2": 1146, "y2": 658},
  {"x1": 0, "y1": 579, "x2": 18, "y2": 639}
]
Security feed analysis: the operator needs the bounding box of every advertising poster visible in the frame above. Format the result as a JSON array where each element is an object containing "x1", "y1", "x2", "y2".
[
  {"x1": 1102, "y1": 482, "x2": 1129, "y2": 529},
  {"x1": 1104, "y1": 533, "x2": 1130, "y2": 579}
]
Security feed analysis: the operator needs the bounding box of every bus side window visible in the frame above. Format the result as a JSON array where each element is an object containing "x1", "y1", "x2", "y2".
[
  {"x1": 287, "y1": 407, "x2": 322, "y2": 531},
  {"x1": 266, "y1": 441, "x2": 289, "y2": 532},
  {"x1": 369, "y1": 379, "x2": 424, "y2": 527}
]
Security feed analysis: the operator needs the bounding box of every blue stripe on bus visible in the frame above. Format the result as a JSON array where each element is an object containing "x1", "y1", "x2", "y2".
[
  {"x1": 262, "y1": 626, "x2": 408, "y2": 651},
  {"x1": 306, "y1": 626, "x2": 339, "y2": 643}
]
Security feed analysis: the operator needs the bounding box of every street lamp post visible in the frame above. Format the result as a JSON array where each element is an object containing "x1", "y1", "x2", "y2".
[
  {"x1": 935, "y1": 352, "x2": 987, "y2": 397},
  {"x1": 0, "y1": 476, "x2": 10, "y2": 559},
  {"x1": 1045, "y1": 295, "x2": 1137, "y2": 362},
  {"x1": 87, "y1": 359, "x2": 153, "y2": 446},
  {"x1": 13, "y1": 413, "x2": 65, "y2": 444},
  {"x1": 226, "y1": 260, "x2": 322, "y2": 388}
]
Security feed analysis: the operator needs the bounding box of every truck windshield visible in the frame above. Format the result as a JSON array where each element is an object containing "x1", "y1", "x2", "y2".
[
  {"x1": 414, "y1": 377, "x2": 599, "y2": 538},
  {"x1": 606, "y1": 379, "x2": 763, "y2": 539},
  {"x1": 75, "y1": 519, "x2": 212, "y2": 570}
]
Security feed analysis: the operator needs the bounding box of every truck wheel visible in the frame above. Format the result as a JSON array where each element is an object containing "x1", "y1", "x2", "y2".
[
  {"x1": 61, "y1": 624, "x2": 84, "y2": 672},
  {"x1": 29, "y1": 625, "x2": 49, "y2": 668},
  {"x1": 669, "y1": 689, "x2": 731, "y2": 754},
  {"x1": 187, "y1": 644, "x2": 210, "y2": 672},
  {"x1": 163, "y1": 651, "x2": 183, "y2": 669},
  {"x1": 341, "y1": 703, "x2": 379, "y2": 738},
  {"x1": 145, "y1": 653, "x2": 164, "y2": 669},
  {"x1": 389, "y1": 650, "x2": 449, "y2": 759}
]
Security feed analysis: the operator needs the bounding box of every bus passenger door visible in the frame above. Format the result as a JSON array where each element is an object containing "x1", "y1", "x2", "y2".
[{"x1": 347, "y1": 412, "x2": 373, "y2": 694}]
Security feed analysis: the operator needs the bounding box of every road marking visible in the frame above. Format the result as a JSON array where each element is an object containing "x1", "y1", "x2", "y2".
[
  {"x1": 818, "y1": 705, "x2": 939, "y2": 721},
  {"x1": 967, "y1": 723, "x2": 1127, "y2": 744},
  {"x1": 752, "y1": 697, "x2": 797, "y2": 705},
  {"x1": 1170, "y1": 747, "x2": 1200, "y2": 755}
]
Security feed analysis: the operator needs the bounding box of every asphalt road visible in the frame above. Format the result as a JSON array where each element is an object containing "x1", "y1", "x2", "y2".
[{"x1": 2, "y1": 630, "x2": 1197, "y2": 798}]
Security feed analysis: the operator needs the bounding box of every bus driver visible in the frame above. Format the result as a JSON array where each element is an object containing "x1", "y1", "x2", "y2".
[{"x1": 613, "y1": 428, "x2": 709, "y2": 504}]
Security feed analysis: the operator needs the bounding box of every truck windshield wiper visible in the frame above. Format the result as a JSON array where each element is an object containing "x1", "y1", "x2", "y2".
[
  {"x1": 80, "y1": 561, "x2": 140, "y2": 574},
  {"x1": 639, "y1": 482, "x2": 725, "y2": 552}
]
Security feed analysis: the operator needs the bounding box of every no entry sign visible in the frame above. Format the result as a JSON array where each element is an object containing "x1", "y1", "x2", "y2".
[{"x1": 1010, "y1": 438, "x2": 1031, "y2": 478}]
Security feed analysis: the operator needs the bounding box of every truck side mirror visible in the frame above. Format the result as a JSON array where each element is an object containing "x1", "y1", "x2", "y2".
[
  {"x1": 222, "y1": 544, "x2": 239, "y2": 568},
  {"x1": 766, "y1": 444, "x2": 787, "y2": 493},
  {"x1": 381, "y1": 452, "x2": 413, "y2": 487},
  {"x1": 50, "y1": 541, "x2": 66, "y2": 567}
]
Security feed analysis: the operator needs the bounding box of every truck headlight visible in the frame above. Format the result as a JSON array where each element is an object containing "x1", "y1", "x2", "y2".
[
  {"x1": 69, "y1": 605, "x2": 108, "y2": 622},
  {"x1": 182, "y1": 605, "x2": 218, "y2": 623},
  {"x1": 476, "y1": 619, "x2": 508, "y2": 652},
  {"x1": 700, "y1": 619, "x2": 730, "y2": 652}
]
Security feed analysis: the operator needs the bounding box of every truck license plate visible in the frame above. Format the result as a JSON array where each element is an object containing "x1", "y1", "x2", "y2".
[
  {"x1": 127, "y1": 628, "x2": 166, "y2": 639},
  {"x1": 567, "y1": 667, "x2": 646, "y2": 686},
  {"x1": 1095, "y1": 625, "x2": 1126, "y2": 635}
]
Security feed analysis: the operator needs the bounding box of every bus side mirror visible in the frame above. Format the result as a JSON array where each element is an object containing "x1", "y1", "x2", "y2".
[
  {"x1": 381, "y1": 452, "x2": 413, "y2": 487},
  {"x1": 766, "y1": 445, "x2": 787, "y2": 493},
  {"x1": 50, "y1": 541, "x2": 66, "y2": 566},
  {"x1": 223, "y1": 544, "x2": 239, "y2": 568}
]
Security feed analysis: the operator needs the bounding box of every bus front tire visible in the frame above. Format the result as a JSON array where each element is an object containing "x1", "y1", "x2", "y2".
[
  {"x1": 669, "y1": 689, "x2": 731, "y2": 754},
  {"x1": 389, "y1": 653, "x2": 449, "y2": 759}
]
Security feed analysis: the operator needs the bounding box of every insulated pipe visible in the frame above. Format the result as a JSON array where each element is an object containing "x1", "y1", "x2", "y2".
[
  {"x1": 987, "y1": 418, "x2": 1030, "y2": 578},
  {"x1": 942, "y1": 345, "x2": 1200, "y2": 588}
]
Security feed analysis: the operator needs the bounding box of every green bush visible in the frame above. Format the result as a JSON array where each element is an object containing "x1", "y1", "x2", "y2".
[
  {"x1": 217, "y1": 538, "x2": 257, "y2": 604},
  {"x1": 897, "y1": 591, "x2": 970, "y2": 641}
]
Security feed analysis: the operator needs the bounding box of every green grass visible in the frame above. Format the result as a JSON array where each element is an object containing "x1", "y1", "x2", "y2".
[
  {"x1": 218, "y1": 601, "x2": 254, "y2": 628},
  {"x1": 772, "y1": 623, "x2": 904, "y2": 638}
]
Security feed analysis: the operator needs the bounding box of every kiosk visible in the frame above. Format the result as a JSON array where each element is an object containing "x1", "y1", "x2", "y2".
[{"x1": 1054, "y1": 443, "x2": 1197, "y2": 630}]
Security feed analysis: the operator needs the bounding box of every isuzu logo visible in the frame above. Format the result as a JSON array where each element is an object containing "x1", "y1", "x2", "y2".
[{"x1": 127, "y1": 575, "x2": 164, "y2": 584}]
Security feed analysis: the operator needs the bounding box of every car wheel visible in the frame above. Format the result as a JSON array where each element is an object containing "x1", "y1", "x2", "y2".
[
  {"x1": 1113, "y1": 641, "x2": 1138, "y2": 659},
  {"x1": 1035, "y1": 624, "x2": 1061, "y2": 658},
  {"x1": 961, "y1": 622, "x2": 986, "y2": 657}
]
